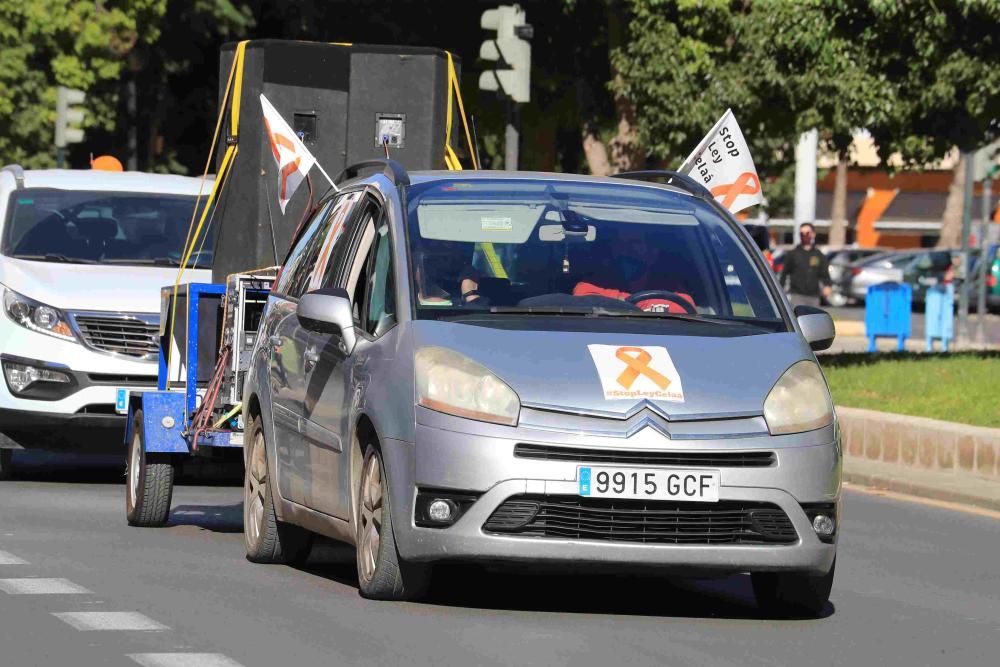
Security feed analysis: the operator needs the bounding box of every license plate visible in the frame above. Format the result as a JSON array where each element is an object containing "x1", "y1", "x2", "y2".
[
  {"x1": 115, "y1": 388, "x2": 128, "y2": 414},
  {"x1": 578, "y1": 466, "x2": 720, "y2": 502}
]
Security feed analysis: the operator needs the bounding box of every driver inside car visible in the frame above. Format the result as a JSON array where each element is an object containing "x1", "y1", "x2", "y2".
[{"x1": 572, "y1": 226, "x2": 696, "y2": 313}]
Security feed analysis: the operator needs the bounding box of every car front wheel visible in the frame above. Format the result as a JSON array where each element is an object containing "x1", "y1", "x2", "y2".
[
  {"x1": 243, "y1": 415, "x2": 312, "y2": 564},
  {"x1": 355, "y1": 439, "x2": 429, "y2": 600}
]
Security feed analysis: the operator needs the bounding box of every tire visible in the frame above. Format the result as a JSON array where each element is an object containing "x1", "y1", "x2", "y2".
[
  {"x1": 126, "y1": 409, "x2": 175, "y2": 527},
  {"x1": 752, "y1": 558, "x2": 835, "y2": 618},
  {"x1": 243, "y1": 415, "x2": 312, "y2": 564},
  {"x1": 0, "y1": 449, "x2": 13, "y2": 481},
  {"x1": 355, "y1": 439, "x2": 430, "y2": 601}
]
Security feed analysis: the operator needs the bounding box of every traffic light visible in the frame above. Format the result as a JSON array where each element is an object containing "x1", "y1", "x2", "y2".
[
  {"x1": 55, "y1": 86, "x2": 86, "y2": 149},
  {"x1": 479, "y1": 4, "x2": 532, "y2": 104}
]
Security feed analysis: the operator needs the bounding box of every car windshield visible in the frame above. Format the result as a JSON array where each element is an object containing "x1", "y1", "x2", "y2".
[
  {"x1": 2, "y1": 188, "x2": 214, "y2": 267},
  {"x1": 404, "y1": 178, "x2": 782, "y2": 326}
]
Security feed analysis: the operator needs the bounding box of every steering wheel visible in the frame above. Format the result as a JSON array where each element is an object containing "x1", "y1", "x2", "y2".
[{"x1": 626, "y1": 290, "x2": 697, "y2": 314}]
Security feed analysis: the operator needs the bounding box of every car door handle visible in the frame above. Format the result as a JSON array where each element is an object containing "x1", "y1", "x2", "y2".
[
  {"x1": 303, "y1": 346, "x2": 319, "y2": 372},
  {"x1": 269, "y1": 335, "x2": 282, "y2": 347}
]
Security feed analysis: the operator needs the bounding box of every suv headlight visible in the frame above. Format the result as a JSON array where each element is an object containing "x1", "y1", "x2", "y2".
[
  {"x1": 416, "y1": 347, "x2": 520, "y2": 426},
  {"x1": 763, "y1": 360, "x2": 834, "y2": 435},
  {"x1": 3, "y1": 288, "x2": 78, "y2": 343}
]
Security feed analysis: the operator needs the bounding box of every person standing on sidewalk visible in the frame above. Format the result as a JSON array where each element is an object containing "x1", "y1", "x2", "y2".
[{"x1": 779, "y1": 222, "x2": 832, "y2": 308}]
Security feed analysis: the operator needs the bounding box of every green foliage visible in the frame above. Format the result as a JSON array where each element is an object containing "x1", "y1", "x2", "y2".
[
  {"x1": 612, "y1": 0, "x2": 999, "y2": 215},
  {"x1": 857, "y1": 1, "x2": 1000, "y2": 162},
  {"x1": 0, "y1": 0, "x2": 166, "y2": 167}
]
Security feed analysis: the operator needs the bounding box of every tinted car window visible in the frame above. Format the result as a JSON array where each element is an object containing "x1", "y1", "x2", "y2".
[{"x1": 2, "y1": 188, "x2": 213, "y2": 267}]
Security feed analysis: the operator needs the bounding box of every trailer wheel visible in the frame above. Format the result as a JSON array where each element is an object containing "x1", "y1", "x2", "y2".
[
  {"x1": 0, "y1": 449, "x2": 13, "y2": 481},
  {"x1": 126, "y1": 409, "x2": 175, "y2": 527}
]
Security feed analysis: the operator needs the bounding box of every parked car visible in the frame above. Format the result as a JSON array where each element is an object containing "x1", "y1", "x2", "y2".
[
  {"x1": 242, "y1": 164, "x2": 840, "y2": 616},
  {"x1": 900, "y1": 249, "x2": 957, "y2": 306},
  {"x1": 824, "y1": 247, "x2": 888, "y2": 306},
  {"x1": 0, "y1": 165, "x2": 214, "y2": 478},
  {"x1": 840, "y1": 251, "x2": 916, "y2": 303},
  {"x1": 965, "y1": 244, "x2": 999, "y2": 313}
]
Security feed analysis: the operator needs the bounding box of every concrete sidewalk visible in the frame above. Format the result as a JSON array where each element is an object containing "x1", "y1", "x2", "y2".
[{"x1": 844, "y1": 457, "x2": 1000, "y2": 512}]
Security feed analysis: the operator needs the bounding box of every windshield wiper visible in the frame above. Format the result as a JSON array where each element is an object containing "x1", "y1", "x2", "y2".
[
  {"x1": 13, "y1": 253, "x2": 98, "y2": 264},
  {"x1": 489, "y1": 306, "x2": 613, "y2": 317}
]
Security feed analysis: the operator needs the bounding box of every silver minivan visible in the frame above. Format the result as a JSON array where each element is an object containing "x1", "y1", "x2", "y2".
[{"x1": 242, "y1": 164, "x2": 840, "y2": 616}]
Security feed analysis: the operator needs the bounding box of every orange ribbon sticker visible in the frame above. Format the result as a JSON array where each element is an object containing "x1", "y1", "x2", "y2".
[
  {"x1": 710, "y1": 171, "x2": 761, "y2": 210},
  {"x1": 615, "y1": 346, "x2": 671, "y2": 390}
]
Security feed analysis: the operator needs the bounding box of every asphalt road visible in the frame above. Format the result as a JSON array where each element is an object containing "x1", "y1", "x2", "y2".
[{"x1": 1, "y1": 453, "x2": 998, "y2": 667}]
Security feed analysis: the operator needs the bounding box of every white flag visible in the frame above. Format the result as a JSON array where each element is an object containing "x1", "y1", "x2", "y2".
[
  {"x1": 678, "y1": 109, "x2": 764, "y2": 214},
  {"x1": 260, "y1": 94, "x2": 317, "y2": 213}
]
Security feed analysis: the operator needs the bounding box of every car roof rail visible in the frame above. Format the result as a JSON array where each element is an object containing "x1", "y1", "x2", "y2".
[
  {"x1": 1, "y1": 164, "x2": 25, "y2": 189},
  {"x1": 611, "y1": 170, "x2": 713, "y2": 201},
  {"x1": 335, "y1": 158, "x2": 410, "y2": 187}
]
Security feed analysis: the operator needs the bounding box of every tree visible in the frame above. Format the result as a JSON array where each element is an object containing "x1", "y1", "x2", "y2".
[
  {"x1": 854, "y1": 2, "x2": 1000, "y2": 248},
  {"x1": 611, "y1": 0, "x2": 894, "y2": 220},
  {"x1": 0, "y1": 0, "x2": 167, "y2": 167}
]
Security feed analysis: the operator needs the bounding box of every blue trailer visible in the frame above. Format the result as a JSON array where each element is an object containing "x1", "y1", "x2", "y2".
[{"x1": 125, "y1": 281, "x2": 257, "y2": 527}]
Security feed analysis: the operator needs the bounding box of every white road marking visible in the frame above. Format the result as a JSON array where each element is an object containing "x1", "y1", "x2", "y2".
[
  {"x1": 0, "y1": 578, "x2": 91, "y2": 594},
  {"x1": 0, "y1": 549, "x2": 27, "y2": 565},
  {"x1": 129, "y1": 654, "x2": 246, "y2": 667},
  {"x1": 52, "y1": 611, "x2": 169, "y2": 631}
]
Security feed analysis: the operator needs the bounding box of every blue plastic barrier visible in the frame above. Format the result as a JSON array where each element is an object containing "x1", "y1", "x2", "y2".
[
  {"x1": 865, "y1": 282, "x2": 912, "y2": 352},
  {"x1": 924, "y1": 284, "x2": 955, "y2": 352}
]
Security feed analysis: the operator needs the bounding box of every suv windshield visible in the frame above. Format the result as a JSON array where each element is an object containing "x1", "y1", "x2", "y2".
[
  {"x1": 405, "y1": 178, "x2": 782, "y2": 326},
  {"x1": 2, "y1": 188, "x2": 214, "y2": 267}
]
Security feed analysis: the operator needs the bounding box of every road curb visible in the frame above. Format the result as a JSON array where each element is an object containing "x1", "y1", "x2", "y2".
[
  {"x1": 833, "y1": 319, "x2": 865, "y2": 337},
  {"x1": 843, "y1": 470, "x2": 1000, "y2": 513}
]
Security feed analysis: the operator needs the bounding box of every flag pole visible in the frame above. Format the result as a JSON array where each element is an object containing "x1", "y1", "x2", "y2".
[{"x1": 314, "y1": 162, "x2": 339, "y2": 192}]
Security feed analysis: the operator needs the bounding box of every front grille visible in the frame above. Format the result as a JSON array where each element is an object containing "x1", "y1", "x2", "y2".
[
  {"x1": 514, "y1": 444, "x2": 775, "y2": 468},
  {"x1": 73, "y1": 315, "x2": 159, "y2": 360},
  {"x1": 484, "y1": 496, "x2": 797, "y2": 545}
]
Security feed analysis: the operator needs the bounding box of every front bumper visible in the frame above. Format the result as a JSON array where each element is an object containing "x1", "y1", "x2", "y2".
[
  {"x1": 383, "y1": 408, "x2": 840, "y2": 576},
  {"x1": 0, "y1": 322, "x2": 157, "y2": 451}
]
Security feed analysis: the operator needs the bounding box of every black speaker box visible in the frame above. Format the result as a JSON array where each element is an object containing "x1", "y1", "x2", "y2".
[{"x1": 210, "y1": 40, "x2": 458, "y2": 282}]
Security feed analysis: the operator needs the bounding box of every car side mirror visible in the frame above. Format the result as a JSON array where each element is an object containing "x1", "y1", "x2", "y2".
[
  {"x1": 794, "y1": 304, "x2": 835, "y2": 351},
  {"x1": 298, "y1": 288, "x2": 356, "y2": 353}
]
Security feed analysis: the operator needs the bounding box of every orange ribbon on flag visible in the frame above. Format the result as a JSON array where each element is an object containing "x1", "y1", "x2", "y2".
[
  {"x1": 615, "y1": 347, "x2": 671, "y2": 390},
  {"x1": 263, "y1": 116, "x2": 302, "y2": 201},
  {"x1": 710, "y1": 172, "x2": 761, "y2": 210}
]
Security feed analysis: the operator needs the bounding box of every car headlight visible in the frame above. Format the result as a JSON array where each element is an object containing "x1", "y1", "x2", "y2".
[
  {"x1": 763, "y1": 360, "x2": 834, "y2": 435},
  {"x1": 415, "y1": 347, "x2": 520, "y2": 426},
  {"x1": 3, "y1": 288, "x2": 78, "y2": 343}
]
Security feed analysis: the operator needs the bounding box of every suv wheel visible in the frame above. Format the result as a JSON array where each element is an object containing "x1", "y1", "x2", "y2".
[
  {"x1": 243, "y1": 415, "x2": 312, "y2": 564},
  {"x1": 752, "y1": 558, "x2": 835, "y2": 618},
  {"x1": 355, "y1": 439, "x2": 429, "y2": 600}
]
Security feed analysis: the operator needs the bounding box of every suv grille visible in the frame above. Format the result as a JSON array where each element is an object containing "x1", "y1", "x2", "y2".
[
  {"x1": 73, "y1": 315, "x2": 159, "y2": 360},
  {"x1": 484, "y1": 496, "x2": 797, "y2": 545},
  {"x1": 514, "y1": 444, "x2": 775, "y2": 468}
]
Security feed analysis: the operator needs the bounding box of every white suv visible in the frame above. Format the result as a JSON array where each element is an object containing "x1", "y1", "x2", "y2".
[{"x1": 0, "y1": 165, "x2": 213, "y2": 478}]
